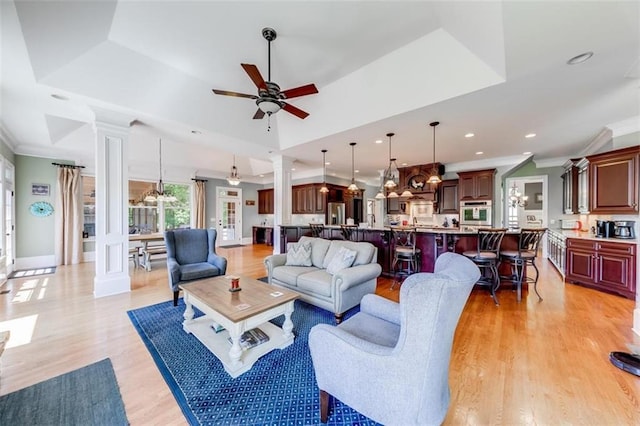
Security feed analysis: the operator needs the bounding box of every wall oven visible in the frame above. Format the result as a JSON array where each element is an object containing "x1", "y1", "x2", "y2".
[{"x1": 459, "y1": 200, "x2": 492, "y2": 226}]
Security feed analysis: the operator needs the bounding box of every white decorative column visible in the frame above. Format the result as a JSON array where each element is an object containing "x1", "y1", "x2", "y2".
[
  {"x1": 271, "y1": 155, "x2": 294, "y2": 254},
  {"x1": 92, "y1": 111, "x2": 132, "y2": 298}
]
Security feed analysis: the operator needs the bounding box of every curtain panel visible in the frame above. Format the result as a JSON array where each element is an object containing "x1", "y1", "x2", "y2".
[
  {"x1": 54, "y1": 167, "x2": 83, "y2": 265},
  {"x1": 194, "y1": 180, "x2": 206, "y2": 229}
]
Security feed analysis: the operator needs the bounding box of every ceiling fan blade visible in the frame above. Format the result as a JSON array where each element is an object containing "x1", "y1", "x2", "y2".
[
  {"x1": 212, "y1": 89, "x2": 257, "y2": 99},
  {"x1": 281, "y1": 84, "x2": 318, "y2": 99},
  {"x1": 241, "y1": 64, "x2": 267, "y2": 90},
  {"x1": 253, "y1": 109, "x2": 265, "y2": 120},
  {"x1": 282, "y1": 102, "x2": 309, "y2": 119}
]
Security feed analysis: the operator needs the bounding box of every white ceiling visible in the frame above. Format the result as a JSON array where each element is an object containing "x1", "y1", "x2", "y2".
[{"x1": 1, "y1": 1, "x2": 638, "y2": 185}]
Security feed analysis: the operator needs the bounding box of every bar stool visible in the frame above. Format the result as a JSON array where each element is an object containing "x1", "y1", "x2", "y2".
[
  {"x1": 390, "y1": 227, "x2": 421, "y2": 289},
  {"x1": 310, "y1": 223, "x2": 325, "y2": 238},
  {"x1": 462, "y1": 228, "x2": 507, "y2": 305},
  {"x1": 340, "y1": 224, "x2": 358, "y2": 241},
  {"x1": 500, "y1": 228, "x2": 547, "y2": 302}
]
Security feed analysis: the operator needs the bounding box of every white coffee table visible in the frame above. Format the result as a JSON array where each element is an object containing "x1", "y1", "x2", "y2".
[{"x1": 180, "y1": 275, "x2": 299, "y2": 378}]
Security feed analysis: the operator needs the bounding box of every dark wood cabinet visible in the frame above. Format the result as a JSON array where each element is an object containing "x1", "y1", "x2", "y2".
[
  {"x1": 386, "y1": 197, "x2": 407, "y2": 214},
  {"x1": 587, "y1": 146, "x2": 639, "y2": 214},
  {"x1": 562, "y1": 159, "x2": 579, "y2": 214},
  {"x1": 438, "y1": 179, "x2": 459, "y2": 213},
  {"x1": 257, "y1": 189, "x2": 274, "y2": 214},
  {"x1": 566, "y1": 238, "x2": 636, "y2": 299},
  {"x1": 457, "y1": 169, "x2": 495, "y2": 201},
  {"x1": 292, "y1": 184, "x2": 327, "y2": 214}
]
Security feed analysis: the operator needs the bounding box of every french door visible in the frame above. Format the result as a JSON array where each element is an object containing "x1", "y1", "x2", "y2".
[{"x1": 216, "y1": 187, "x2": 242, "y2": 247}]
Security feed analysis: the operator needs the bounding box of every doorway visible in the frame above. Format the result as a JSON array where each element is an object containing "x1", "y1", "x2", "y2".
[
  {"x1": 504, "y1": 175, "x2": 548, "y2": 257},
  {"x1": 216, "y1": 187, "x2": 242, "y2": 247}
]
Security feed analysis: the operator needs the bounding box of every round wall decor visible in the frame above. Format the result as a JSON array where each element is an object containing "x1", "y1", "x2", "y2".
[{"x1": 30, "y1": 201, "x2": 54, "y2": 217}]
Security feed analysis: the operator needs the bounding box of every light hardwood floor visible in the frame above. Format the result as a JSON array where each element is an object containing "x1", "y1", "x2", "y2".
[{"x1": 1, "y1": 244, "x2": 639, "y2": 425}]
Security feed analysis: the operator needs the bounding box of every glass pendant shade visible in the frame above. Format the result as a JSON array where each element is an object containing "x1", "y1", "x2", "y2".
[
  {"x1": 375, "y1": 190, "x2": 385, "y2": 199},
  {"x1": 387, "y1": 190, "x2": 399, "y2": 198},
  {"x1": 383, "y1": 133, "x2": 398, "y2": 189},
  {"x1": 400, "y1": 189, "x2": 413, "y2": 198}
]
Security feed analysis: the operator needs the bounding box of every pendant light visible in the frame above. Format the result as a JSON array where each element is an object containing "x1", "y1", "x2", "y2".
[
  {"x1": 375, "y1": 170, "x2": 386, "y2": 199},
  {"x1": 347, "y1": 142, "x2": 359, "y2": 192},
  {"x1": 427, "y1": 121, "x2": 442, "y2": 184},
  {"x1": 383, "y1": 133, "x2": 399, "y2": 189},
  {"x1": 319, "y1": 149, "x2": 329, "y2": 193},
  {"x1": 227, "y1": 155, "x2": 241, "y2": 186}
]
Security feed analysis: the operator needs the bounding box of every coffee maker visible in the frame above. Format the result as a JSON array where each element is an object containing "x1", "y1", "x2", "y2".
[
  {"x1": 596, "y1": 220, "x2": 615, "y2": 238},
  {"x1": 614, "y1": 221, "x2": 635, "y2": 239}
]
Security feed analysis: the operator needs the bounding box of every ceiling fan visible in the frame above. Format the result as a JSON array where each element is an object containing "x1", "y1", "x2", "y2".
[{"x1": 212, "y1": 27, "x2": 318, "y2": 120}]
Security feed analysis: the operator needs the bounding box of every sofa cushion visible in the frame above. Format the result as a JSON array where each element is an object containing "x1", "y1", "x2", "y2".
[
  {"x1": 299, "y1": 236, "x2": 331, "y2": 268},
  {"x1": 323, "y1": 240, "x2": 375, "y2": 268},
  {"x1": 297, "y1": 270, "x2": 333, "y2": 297},
  {"x1": 180, "y1": 262, "x2": 220, "y2": 281},
  {"x1": 273, "y1": 265, "x2": 320, "y2": 286},
  {"x1": 286, "y1": 241, "x2": 312, "y2": 266},
  {"x1": 326, "y1": 246, "x2": 357, "y2": 274}
]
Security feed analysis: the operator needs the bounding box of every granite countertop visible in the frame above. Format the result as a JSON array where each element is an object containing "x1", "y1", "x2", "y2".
[{"x1": 548, "y1": 228, "x2": 637, "y2": 244}]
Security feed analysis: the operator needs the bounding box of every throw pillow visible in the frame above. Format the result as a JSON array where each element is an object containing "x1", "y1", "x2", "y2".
[
  {"x1": 326, "y1": 246, "x2": 357, "y2": 275},
  {"x1": 285, "y1": 241, "x2": 313, "y2": 266}
]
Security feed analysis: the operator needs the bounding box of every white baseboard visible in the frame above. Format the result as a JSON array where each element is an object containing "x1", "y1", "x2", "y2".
[{"x1": 15, "y1": 255, "x2": 56, "y2": 270}]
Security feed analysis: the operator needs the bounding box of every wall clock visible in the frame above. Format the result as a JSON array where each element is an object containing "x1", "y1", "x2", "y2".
[{"x1": 30, "y1": 201, "x2": 54, "y2": 217}]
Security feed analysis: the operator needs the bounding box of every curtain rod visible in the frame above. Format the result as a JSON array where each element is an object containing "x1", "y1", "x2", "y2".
[
  {"x1": 191, "y1": 178, "x2": 208, "y2": 182},
  {"x1": 52, "y1": 162, "x2": 85, "y2": 169}
]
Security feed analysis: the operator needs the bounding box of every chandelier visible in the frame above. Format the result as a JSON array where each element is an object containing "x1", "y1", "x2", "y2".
[
  {"x1": 509, "y1": 182, "x2": 528, "y2": 208},
  {"x1": 227, "y1": 155, "x2": 241, "y2": 186},
  {"x1": 144, "y1": 138, "x2": 176, "y2": 203}
]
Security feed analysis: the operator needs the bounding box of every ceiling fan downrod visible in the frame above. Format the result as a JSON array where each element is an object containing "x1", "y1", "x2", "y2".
[{"x1": 262, "y1": 27, "x2": 277, "y2": 82}]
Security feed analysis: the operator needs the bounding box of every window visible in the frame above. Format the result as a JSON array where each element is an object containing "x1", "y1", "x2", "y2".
[
  {"x1": 128, "y1": 180, "x2": 191, "y2": 234},
  {"x1": 83, "y1": 176, "x2": 96, "y2": 237}
]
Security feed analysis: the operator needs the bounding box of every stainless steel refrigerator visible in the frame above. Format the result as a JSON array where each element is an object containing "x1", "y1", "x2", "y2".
[{"x1": 327, "y1": 202, "x2": 345, "y2": 225}]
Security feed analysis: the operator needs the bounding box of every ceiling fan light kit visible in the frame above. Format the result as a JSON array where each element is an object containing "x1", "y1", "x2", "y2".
[{"x1": 212, "y1": 27, "x2": 318, "y2": 123}]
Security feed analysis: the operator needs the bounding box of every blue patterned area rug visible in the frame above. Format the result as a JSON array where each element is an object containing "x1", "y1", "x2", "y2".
[{"x1": 127, "y1": 299, "x2": 377, "y2": 425}]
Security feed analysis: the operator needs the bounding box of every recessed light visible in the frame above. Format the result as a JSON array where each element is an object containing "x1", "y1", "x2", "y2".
[
  {"x1": 325, "y1": 162, "x2": 330, "y2": 165},
  {"x1": 191, "y1": 130, "x2": 201, "y2": 135},
  {"x1": 375, "y1": 140, "x2": 383, "y2": 144},
  {"x1": 401, "y1": 162, "x2": 407, "y2": 166},
  {"x1": 291, "y1": 168, "x2": 296, "y2": 171},
  {"x1": 355, "y1": 170, "x2": 359, "y2": 173},
  {"x1": 51, "y1": 93, "x2": 68, "y2": 101},
  {"x1": 465, "y1": 133, "x2": 475, "y2": 138},
  {"x1": 259, "y1": 174, "x2": 264, "y2": 177},
  {"x1": 475, "y1": 151, "x2": 484, "y2": 155},
  {"x1": 525, "y1": 133, "x2": 536, "y2": 138},
  {"x1": 567, "y1": 51, "x2": 593, "y2": 65},
  {"x1": 523, "y1": 151, "x2": 532, "y2": 155}
]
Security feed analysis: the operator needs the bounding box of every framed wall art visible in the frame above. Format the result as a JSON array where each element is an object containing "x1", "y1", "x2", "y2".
[{"x1": 31, "y1": 183, "x2": 50, "y2": 196}]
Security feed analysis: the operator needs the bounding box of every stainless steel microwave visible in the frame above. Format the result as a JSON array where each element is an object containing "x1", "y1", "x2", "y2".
[{"x1": 459, "y1": 200, "x2": 492, "y2": 226}]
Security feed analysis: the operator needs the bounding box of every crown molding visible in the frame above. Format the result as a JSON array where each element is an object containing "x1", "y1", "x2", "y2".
[
  {"x1": 0, "y1": 124, "x2": 18, "y2": 151},
  {"x1": 579, "y1": 127, "x2": 612, "y2": 156},
  {"x1": 607, "y1": 116, "x2": 640, "y2": 138}
]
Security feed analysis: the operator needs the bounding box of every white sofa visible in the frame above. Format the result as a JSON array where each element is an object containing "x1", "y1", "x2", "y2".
[{"x1": 264, "y1": 236, "x2": 382, "y2": 323}]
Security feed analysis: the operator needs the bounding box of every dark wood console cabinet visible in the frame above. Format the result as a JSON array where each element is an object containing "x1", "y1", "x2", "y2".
[{"x1": 566, "y1": 238, "x2": 636, "y2": 299}]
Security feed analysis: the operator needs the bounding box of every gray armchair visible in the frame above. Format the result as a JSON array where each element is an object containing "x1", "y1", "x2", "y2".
[
  {"x1": 308, "y1": 252, "x2": 480, "y2": 425},
  {"x1": 165, "y1": 229, "x2": 227, "y2": 306}
]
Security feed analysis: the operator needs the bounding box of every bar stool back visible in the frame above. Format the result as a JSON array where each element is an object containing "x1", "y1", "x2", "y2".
[
  {"x1": 390, "y1": 227, "x2": 422, "y2": 289},
  {"x1": 310, "y1": 223, "x2": 325, "y2": 238},
  {"x1": 462, "y1": 228, "x2": 507, "y2": 305},
  {"x1": 340, "y1": 224, "x2": 358, "y2": 241},
  {"x1": 500, "y1": 228, "x2": 547, "y2": 302}
]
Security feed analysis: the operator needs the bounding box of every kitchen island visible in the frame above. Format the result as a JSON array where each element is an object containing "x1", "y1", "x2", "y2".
[{"x1": 278, "y1": 225, "x2": 523, "y2": 277}]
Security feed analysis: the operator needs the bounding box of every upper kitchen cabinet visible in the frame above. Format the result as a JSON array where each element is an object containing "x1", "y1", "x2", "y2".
[
  {"x1": 438, "y1": 179, "x2": 459, "y2": 213},
  {"x1": 292, "y1": 184, "x2": 326, "y2": 214},
  {"x1": 588, "y1": 145, "x2": 639, "y2": 214},
  {"x1": 576, "y1": 157, "x2": 590, "y2": 214},
  {"x1": 562, "y1": 159, "x2": 579, "y2": 214},
  {"x1": 457, "y1": 169, "x2": 495, "y2": 201},
  {"x1": 397, "y1": 164, "x2": 440, "y2": 200},
  {"x1": 258, "y1": 189, "x2": 274, "y2": 214}
]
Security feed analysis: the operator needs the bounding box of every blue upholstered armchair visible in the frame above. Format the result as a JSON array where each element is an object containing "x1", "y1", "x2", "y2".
[
  {"x1": 308, "y1": 252, "x2": 480, "y2": 425},
  {"x1": 164, "y1": 229, "x2": 227, "y2": 306}
]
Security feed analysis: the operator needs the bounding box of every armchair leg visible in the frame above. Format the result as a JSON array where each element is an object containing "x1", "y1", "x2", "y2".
[
  {"x1": 173, "y1": 291, "x2": 179, "y2": 306},
  {"x1": 334, "y1": 313, "x2": 343, "y2": 324},
  {"x1": 319, "y1": 389, "x2": 329, "y2": 423}
]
